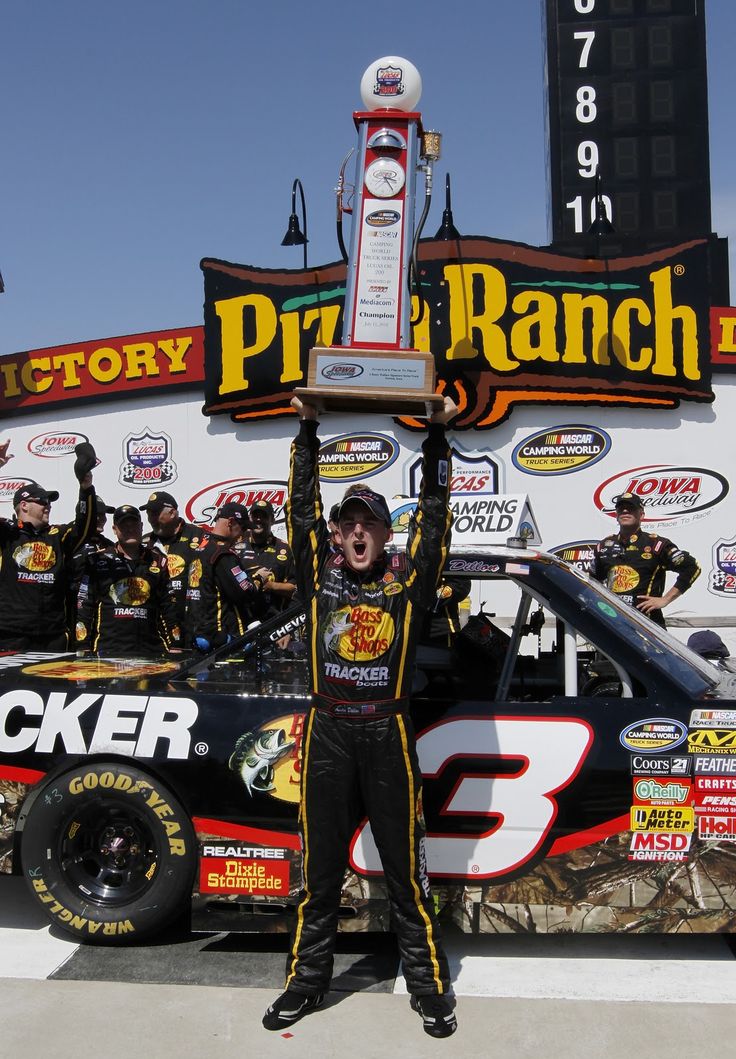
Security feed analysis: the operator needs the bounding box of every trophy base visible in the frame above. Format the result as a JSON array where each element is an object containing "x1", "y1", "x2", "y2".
[{"x1": 295, "y1": 347, "x2": 443, "y2": 416}]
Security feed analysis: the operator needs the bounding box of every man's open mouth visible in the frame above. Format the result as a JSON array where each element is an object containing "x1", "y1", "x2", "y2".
[{"x1": 353, "y1": 542, "x2": 367, "y2": 558}]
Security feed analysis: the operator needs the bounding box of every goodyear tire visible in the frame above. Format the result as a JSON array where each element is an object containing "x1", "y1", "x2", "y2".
[{"x1": 21, "y1": 761, "x2": 197, "y2": 945}]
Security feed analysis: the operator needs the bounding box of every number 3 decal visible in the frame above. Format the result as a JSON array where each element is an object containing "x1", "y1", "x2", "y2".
[{"x1": 351, "y1": 717, "x2": 593, "y2": 879}]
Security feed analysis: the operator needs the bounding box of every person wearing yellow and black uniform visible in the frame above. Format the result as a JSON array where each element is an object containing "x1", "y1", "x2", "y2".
[
  {"x1": 262, "y1": 396, "x2": 458, "y2": 1040},
  {"x1": 190, "y1": 503, "x2": 270, "y2": 651},
  {"x1": 68, "y1": 495, "x2": 116, "y2": 624},
  {"x1": 0, "y1": 442, "x2": 97, "y2": 651},
  {"x1": 139, "y1": 491, "x2": 201, "y2": 633},
  {"x1": 591, "y1": 491, "x2": 701, "y2": 627},
  {"x1": 236, "y1": 499, "x2": 296, "y2": 616},
  {"x1": 76, "y1": 505, "x2": 180, "y2": 656},
  {"x1": 420, "y1": 578, "x2": 471, "y2": 647}
]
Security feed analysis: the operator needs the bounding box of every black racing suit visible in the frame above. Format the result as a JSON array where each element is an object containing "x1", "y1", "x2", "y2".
[
  {"x1": 145, "y1": 520, "x2": 202, "y2": 632},
  {"x1": 191, "y1": 532, "x2": 268, "y2": 649},
  {"x1": 76, "y1": 544, "x2": 181, "y2": 656},
  {"x1": 0, "y1": 483, "x2": 95, "y2": 651},
  {"x1": 284, "y1": 418, "x2": 453, "y2": 998},
  {"x1": 235, "y1": 532, "x2": 297, "y2": 616},
  {"x1": 591, "y1": 529, "x2": 700, "y2": 627}
]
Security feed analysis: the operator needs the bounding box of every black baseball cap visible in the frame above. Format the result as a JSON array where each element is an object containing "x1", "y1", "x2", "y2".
[
  {"x1": 13, "y1": 482, "x2": 60, "y2": 506},
  {"x1": 613, "y1": 491, "x2": 643, "y2": 511},
  {"x1": 338, "y1": 487, "x2": 392, "y2": 527},
  {"x1": 217, "y1": 502, "x2": 250, "y2": 525},
  {"x1": 687, "y1": 630, "x2": 730, "y2": 659},
  {"x1": 328, "y1": 503, "x2": 340, "y2": 523},
  {"x1": 95, "y1": 497, "x2": 115, "y2": 516},
  {"x1": 139, "y1": 491, "x2": 178, "y2": 514},
  {"x1": 113, "y1": 504, "x2": 143, "y2": 525},
  {"x1": 250, "y1": 500, "x2": 275, "y2": 519}
]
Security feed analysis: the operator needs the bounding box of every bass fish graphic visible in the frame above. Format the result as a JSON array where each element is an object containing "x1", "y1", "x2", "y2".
[
  {"x1": 229, "y1": 727, "x2": 295, "y2": 795},
  {"x1": 322, "y1": 609, "x2": 354, "y2": 654}
]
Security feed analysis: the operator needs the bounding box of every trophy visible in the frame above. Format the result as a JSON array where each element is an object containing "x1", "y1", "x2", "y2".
[{"x1": 295, "y1": 56, "x2": 443, "y2": 416}]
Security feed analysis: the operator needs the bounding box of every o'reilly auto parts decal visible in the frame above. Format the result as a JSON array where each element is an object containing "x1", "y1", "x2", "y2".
[
  {"x1": 595, "y1": 465, "x2": 729, "y2": 522},
  {"x1": 512, "y1": 425, "x2": 610, "y2": 475},
  {"x1": 0, "y1": 690, "x2": 198, "y2": 758}
]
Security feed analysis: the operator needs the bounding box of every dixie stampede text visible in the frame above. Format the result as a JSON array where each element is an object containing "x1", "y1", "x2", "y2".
[{"x1": 213, "y1": 263, "x2": 703, "y2": 396}]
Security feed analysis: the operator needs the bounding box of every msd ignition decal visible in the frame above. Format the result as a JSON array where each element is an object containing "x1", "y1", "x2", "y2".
[
  {"x1": 187, "y1": 479, "x2": 287, "y2": 527},
  {"x1": 318, "y1": 432, "x2": 398, "y2": 482},
  {"x1": 27, "y1": 430, "x2": 89, "y2": 458},
  {"x1": 708, "y1": 536, "x2": 736, "y2": 598},
  {"x1": 351, "y1": 716, "x2": 594, "y2": 879},
  {"x1": 619, "y1": 718, "x2": 687, "y2": 752},
  {"x1": 119, "y1": 429, "x2": 177, "y2": 488},
  {"x1": 550, "y1": 540, "x2": 597, "y2": 573},
  {"x1": 0, "y1": 690, "x2": 198, "y2": 758},
  {"x1": 512, "y1": 425, "x2": 610, "y2": 475},
  {"x1": 628, "y1": 832, "x2": 691, "y2": 862},
  {"x1": 229, "y1": 714, "x2": 304, "y2": 804},
  {"x1": 595, "y1": 466, "x2": 728, "y2": 523},
  {"x1": 0, "y1": 476, "x2": 33, "y2": 505}
]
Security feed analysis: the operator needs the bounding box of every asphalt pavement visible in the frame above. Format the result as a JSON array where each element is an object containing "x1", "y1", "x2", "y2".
[{"x1": 2, "y1": 875, "x2": 735, "y2": 1058}]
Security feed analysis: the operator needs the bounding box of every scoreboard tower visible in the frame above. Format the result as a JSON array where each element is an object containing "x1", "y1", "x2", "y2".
[{"x1": 544, "y1": 0, "x2": 728, "y2": 298}]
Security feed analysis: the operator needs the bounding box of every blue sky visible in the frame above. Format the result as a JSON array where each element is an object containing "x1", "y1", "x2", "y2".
[{"x1": 2, "y1": 0, "x2": 735, "y2": 354}]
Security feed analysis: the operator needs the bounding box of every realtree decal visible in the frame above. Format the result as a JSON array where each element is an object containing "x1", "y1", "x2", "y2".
[{"x1": 202, "y1": 237, "x2": 715, "y2": 431}]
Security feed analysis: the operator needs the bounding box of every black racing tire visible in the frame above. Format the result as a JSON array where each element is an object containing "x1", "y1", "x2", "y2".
[{"x1": 21, "y1": 761, "x2": 197, "y2": 945}]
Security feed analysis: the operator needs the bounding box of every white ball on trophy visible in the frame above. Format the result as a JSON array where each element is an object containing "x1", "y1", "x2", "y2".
[{"x1": 360, "y1": 56, "x2": 422, "y2": 112}]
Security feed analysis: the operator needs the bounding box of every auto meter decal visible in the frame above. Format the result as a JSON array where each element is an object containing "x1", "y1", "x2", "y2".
[
  {"x1": 550, "y1": 541, "x2": 596, "y2": 573},
  {"x1": 187, "y1": 479, "x2": 287, "y2": 527},
  {"x1": 0, "y1": 476, "x2": 33, "y2": 504},
  {"x1": 619, "y1": 718, "x2": 687, "y2": 752},
  {"x1": 630, "y1": 806, "x2": 694, "y2": 831},
  {"x1": 119, "y1": 429, "x2": 177, "y2": 488},
  {"x1": 318, "y1": 432, "x2": 398, "y2": 481},
  {"x1": 27, "y1": 430, "x2": 89, "y2": 458},
  {"x1": 594, "y1": 465, "x2": 729, "y2": 522},
  {"x1": 512, "y1": 425, "x2": 610, "y2": 475},
  {"x1": 708, "y1": 535, "x2": 736, "y2": 598},
  {"x1": 228, "y1": 714, "x2": 304, "y2": 804}
]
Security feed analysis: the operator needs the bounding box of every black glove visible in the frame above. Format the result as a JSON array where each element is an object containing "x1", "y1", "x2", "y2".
[{"x1": 74, "y1": 442, "x2": 97, "y2": 482}]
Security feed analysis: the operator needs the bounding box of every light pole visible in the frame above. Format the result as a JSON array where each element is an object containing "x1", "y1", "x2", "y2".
[{"x1": 281, "y1": 178, "x2": 308, "y2": 270}]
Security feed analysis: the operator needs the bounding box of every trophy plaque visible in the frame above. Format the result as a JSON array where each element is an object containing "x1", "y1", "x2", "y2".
[{"x1": 294, "y1": 56, "x2": 443, "y2": 416}]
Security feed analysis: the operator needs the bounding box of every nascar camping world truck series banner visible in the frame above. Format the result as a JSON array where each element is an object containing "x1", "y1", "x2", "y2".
[{"x1": 201, "y1": 236, "x2": 716, "y2": 430}]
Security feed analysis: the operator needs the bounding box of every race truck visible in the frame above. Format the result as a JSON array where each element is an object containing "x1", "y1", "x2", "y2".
[{"x1": 1, "y1": 543, "x2": 735, "y2": 944}]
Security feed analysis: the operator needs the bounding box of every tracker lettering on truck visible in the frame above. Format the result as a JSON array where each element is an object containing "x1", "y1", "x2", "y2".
[{"x1": 0, "y1": 691, "x2": 198, "y2": 758}]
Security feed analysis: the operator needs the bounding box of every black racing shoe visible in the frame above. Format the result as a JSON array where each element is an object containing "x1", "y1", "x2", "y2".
[
  {"x1": 410, "y1": 994, "x2": 458, "y2": 1038},
  {"x1": 262, "y1": 989, "x2": 324, "y2": 1031}
]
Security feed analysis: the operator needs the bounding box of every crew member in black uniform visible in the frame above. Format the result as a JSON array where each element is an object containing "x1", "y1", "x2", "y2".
[
  {"x1": 190, "y1": 502, "x2": 270, "y2": 651},
  {"x1": 68, "y1": 495, "x2": 116, "y2": 622},
  {"x1": 139, "y1": 491, "x2": 201, "y2": 633},
  {"x1": 591, "y1": 492, "x2": 700, "y2": 627},
  {"x1": 0, "y1": 442, "x2": 97, "y2": 651},
  {"x1": 76, "y1": 505, "x2": 180, "y2": 656},
  {"x1": 262, "y1": 396, "x2": 458, "y2": 1040},
  {"x1": 236, "y1": 500, "x2": 296, "y2": 616}
]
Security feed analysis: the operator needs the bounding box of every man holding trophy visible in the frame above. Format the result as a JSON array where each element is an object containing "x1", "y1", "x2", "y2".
[
  {"x1": 262, "y1": 392, "x2": 458, "y2": 1039},
  {"x1": 263, "y1": 57, "x2": 459, "y2": 1039}
]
